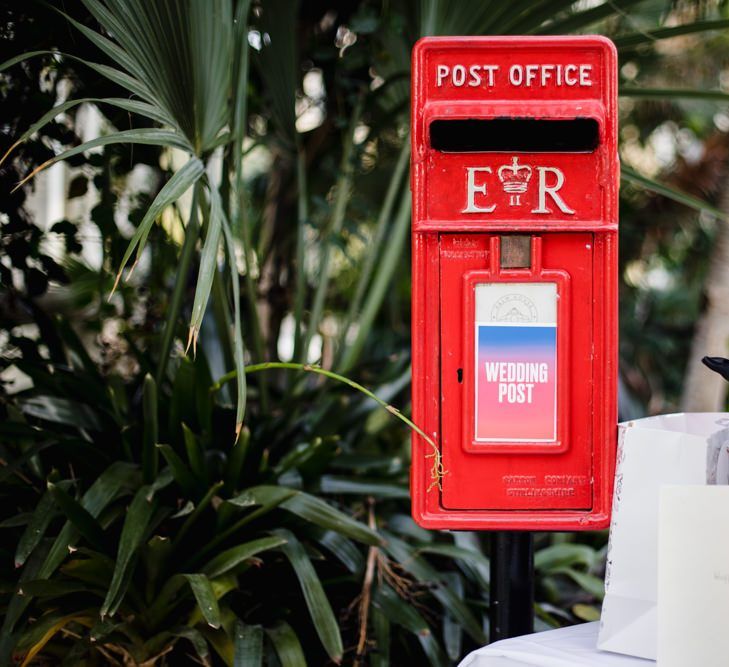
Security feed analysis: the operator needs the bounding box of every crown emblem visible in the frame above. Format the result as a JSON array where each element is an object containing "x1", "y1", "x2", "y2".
[{"x1": 498, "y1": 157, "x2": 532, "y2": 194}]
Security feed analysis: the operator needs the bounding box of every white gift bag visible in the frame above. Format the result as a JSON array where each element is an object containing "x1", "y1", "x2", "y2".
[
  {"x1": 658, "y1": 485, "x2": 729, "y2": 667},
  {"x1": 597, "y1": 413, "x2": 729, "y2": 660}
]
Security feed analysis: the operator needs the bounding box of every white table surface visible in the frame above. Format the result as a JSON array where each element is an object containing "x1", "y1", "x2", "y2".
[{"x1": 458, "y1": 622, "x2": 655, "y2": 667}]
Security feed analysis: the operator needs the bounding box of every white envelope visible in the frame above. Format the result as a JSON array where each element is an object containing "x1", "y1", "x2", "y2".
[
  {"x1": 597, "y1": 413, "x2": 729, "y2": 660},
  {"x1": 658, "y1": 485, "x2": 729, "y2": 667}
]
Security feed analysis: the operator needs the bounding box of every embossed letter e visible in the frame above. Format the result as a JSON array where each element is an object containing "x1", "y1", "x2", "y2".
[{"x1": 462, "y1": 167, "x2": 496, "y2": 213}]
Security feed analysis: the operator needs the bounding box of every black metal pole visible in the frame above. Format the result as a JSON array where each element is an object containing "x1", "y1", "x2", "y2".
[{"x1": 490, "y1": 531, "x2": 534, "y2": 642}]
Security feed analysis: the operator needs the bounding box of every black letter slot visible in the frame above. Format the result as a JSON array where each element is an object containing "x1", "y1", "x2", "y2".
[{"x1": 429, "y1": 118, "x2": 599, "y2": 153}]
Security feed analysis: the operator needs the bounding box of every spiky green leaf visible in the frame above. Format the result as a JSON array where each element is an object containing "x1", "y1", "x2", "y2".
[
  {"x1": 184, "y1": 574, "x2": 221, "y2": 629},
  {"x1": 101, "y1": 485, "x2": 156, "y2": 617},
  {"x1": 272, "y1": 529, "x2": 342, "y2": 662}
]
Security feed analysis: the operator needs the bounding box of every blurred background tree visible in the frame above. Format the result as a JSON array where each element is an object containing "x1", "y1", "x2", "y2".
[{"x1": 2, "y1": 0, "x2": 729, "y2": 664}]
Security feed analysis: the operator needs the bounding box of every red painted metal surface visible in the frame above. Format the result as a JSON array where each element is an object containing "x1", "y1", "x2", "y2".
[{"x1": 410, "y1": 36, "x2": 618, "y2": 530}]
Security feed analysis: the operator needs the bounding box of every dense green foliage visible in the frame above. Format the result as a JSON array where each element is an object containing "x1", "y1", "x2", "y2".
[{"x1": 2, "y1": 0, "x2": 729, "y2": 664}]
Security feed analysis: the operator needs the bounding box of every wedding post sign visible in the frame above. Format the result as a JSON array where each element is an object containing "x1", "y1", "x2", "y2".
[{"x1": 474, "y1": 282, "x2": 557, "y2": 442}]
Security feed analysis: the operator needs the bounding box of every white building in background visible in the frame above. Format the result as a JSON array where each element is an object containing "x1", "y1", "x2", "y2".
[{"x1": 24, "y1": 103, "x2": 104, "y2": 269}]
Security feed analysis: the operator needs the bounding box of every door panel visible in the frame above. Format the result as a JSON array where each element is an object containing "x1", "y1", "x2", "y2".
[{"x1": 439, "y1": 233, "x2": 593, "y2": 511}]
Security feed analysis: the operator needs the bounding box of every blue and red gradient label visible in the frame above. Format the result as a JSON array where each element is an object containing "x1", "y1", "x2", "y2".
[{"x1": 473, "y1": 283, "x2": 557, "y2": 443}]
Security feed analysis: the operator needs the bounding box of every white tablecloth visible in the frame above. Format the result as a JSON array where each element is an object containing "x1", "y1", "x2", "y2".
[{"x1": 458, "y1": 622, "x2": 655, "y2": 667}]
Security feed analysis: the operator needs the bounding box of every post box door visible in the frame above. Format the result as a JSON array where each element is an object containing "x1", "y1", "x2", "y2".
[{"x1": 439, "y1": 232, "x2": 594, "y2": 511}]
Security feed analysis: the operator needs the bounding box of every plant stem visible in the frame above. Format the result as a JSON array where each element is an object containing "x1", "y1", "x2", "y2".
[
  {"x1": 211, "y1": 361, "x2": 445, "y2": 489},
  {"x1": 208, "y1": 154, "x2": 235, "y2": 376},
  {"x1": 292, "y1": 146, "x2": 308, "y2": 362},
  {"x1": 211, "y1": 266, "x2": 235, "y2": 375},
  {"x1": 335, "y1": 140, "x2": 410, "y2": 369},
  {"x1": 301, "y1": 92, "x2": 364, "y2": 363},
  {"x1": 142, "y1": 374, "x2": 158, "y2": 484},
  {"x1": 337, "y1": 189, "x2": 411, "y2": 374},
  {"x1": 355, "y1": 499, "x2": 378, "y2": 664},
  {"x1": 230, "y1": 3, "x2": 268, "y2": 410}
]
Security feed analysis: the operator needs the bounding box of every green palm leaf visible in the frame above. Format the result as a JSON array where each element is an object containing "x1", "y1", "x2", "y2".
[
  {"x1": 0, "y1": 50, "x2": 154, "y2": 103},
  {"x1": 234, "y1": 622, "x2": 263, "y2": 667},
  {"x1": 156, "y1": 444, "x2": 197, "y2": 497},
  {"x1": 14, "y1": 129, "x2": 191, "y2": 191},
  {"x1": 265, "y1": 622, "x2": 306, "y2": 667},
  {"x1": 188, "y1": 188, "x2": 223, "y2": 354},
  {"x1": 621, "y1": 164, "x2": 728, "y2": 220},
  {"x1": 383, "y1": 533, "x2": 485, "y2": 644},
  {"x1": 614, "y1": 19, "x2": 729, "y2": 50},
  {"x1": 184, "y1": 574, "x2": 221, "y2": 629},
  {"x1": 14, "y1": 489, "x2": 58, "y2": 568},
  {"x1": 538, "y1": 0, "x2": 648, "y2": 34},
  {"x1": 273, "y1": 529, "x2": 343, "y2": 664},
  {"x1": 202, "y1": 536, "x2": 287, "y2": 579},
  {"x1": 47, "y1": 482, "x2": 107, "y2": 553},
  {"x1": 2, "y1": 462, "x2": 138, "y2": 643},
  {"x1": 101, "y1": 485, "x2": 156, "y2": 617},
  {"x1": 258, "y1": 486, "x2": 380, "y2": 545},
  {"x1": 113, "y1": 157, "x2": 204, "y2": 291},
  {"x1": 620, "y1": 87, "x2": 729, "y2": 102},
  {"x1": 501, "y1": 0, "x2": 578, "y2": 35},
  {"x1": 254, "y1": 0, "x2": 299, "y2": 145},
  {"x1": 215, "y1": 185, "x2": 248, "y2": 438},
  {"x1": 374, "y1": 585, "x2": 448, "y2": 667},
  {"x1": 0, "y1": 97, "x2": 170, "y2": 168},
  {"x1": 78, "y1": 0, "x2": 233, "y2": 153}
]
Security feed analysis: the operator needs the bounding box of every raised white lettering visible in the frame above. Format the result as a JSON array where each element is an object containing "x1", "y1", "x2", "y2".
[
  {"x1": 436, "y1": 64, "x2": 449, "y2": 87},
  {"x1": 434, "y1": 63, "x2": 592, "y2": 88},
  {"x1": 484, "y1": 64, "x2": 499, "y2": 86},
  {"x1": 452, "y1": 64, "x2": 466, "y2": 86},
  {"x1": 564, "y1": 64, "x2": 578, "y2": 86},
  {"x1": 580, "y1": 64, "x2": 592, "y2": 86},
  {"x1": 531, "y1": 167, "x2": 575, "y2": 215},
  {"x1": 463, "y1": 167, "x2": 496, "y2": 213},
  {"x1": 540, "y1": 64, "x2": 554, "y2": 86}
]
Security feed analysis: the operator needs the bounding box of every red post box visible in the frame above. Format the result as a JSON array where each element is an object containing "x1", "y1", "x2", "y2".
[{"x1": 410, "y1": 36, "x2": 618, "y2": 530}]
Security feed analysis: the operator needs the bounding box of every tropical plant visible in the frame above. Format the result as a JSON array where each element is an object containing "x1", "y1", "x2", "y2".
[{"x1": 0, "y1": 315, "x2": 494, "y2": 665}]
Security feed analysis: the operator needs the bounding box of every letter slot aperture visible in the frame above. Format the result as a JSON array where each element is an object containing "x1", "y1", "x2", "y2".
[{"x1": 430, "y1": 118, "x2": 600, "y2": 153}]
